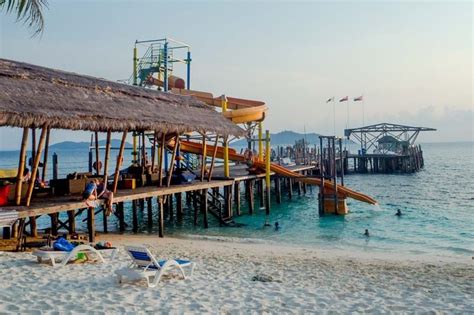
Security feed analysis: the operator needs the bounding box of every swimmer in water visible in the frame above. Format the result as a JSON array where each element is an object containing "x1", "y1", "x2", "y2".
[
  {"x1": 364, "y1": 229, "x2": 370, "y2": 237},
  {"x1": 274, "y1": 222, "x2": 280, "y2": 231},
  {"x1": 395, "y1": 209, "x2": 402, "y2": 216}
]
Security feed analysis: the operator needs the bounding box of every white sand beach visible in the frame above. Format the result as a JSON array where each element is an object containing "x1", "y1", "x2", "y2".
[{"x1": 0, "y1": 235, "x2": 472, "y2": 314}]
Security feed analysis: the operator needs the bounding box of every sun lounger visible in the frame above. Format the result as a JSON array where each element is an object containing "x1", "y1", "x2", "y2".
[
  {"x1": 32, "y1": 244, "x2": 118, "y2": 267},
  {"x1": 115, "y1": 245, "x2": 195, "y2": 287}
]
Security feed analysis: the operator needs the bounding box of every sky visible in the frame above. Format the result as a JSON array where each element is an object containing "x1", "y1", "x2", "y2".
[{"x1": 0, "y1": 0, "x2": 472, "y2": 150}]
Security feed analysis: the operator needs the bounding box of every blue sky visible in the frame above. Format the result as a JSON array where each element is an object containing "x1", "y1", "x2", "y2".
[{"x1": 0, "y1": 0, "x2": 472, "y2": 149}]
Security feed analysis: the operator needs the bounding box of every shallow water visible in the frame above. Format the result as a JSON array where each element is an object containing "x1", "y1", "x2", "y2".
[{"x1": 1, "y1": 142, "x2": 473, "y2": 259}]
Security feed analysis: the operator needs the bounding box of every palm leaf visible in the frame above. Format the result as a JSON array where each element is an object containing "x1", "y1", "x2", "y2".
[{"x1": 1, "y1": 0, "x2": 48, "y2": 36}]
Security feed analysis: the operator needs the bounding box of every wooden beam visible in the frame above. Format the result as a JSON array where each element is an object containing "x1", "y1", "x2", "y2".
[
  {"x1": 67, "y1": 210, "x2": 76, "y2": 234},
  {"x1": 166, "y1": 134, "x2": 179, "y2": 187},
  {"x1": 112, "y1": 130, "x2": 128, "y2": 194},
  {"x1": 102, "y1": 207, "x2": 108, "y2": 233},
  {"x1": 117, "y1": 202, "x2": 125, "y2": 232},
  {"x1": 94, "y1": 131, "x2": 100, "y2": 175},
  {"x1": 141, "y1": 131, "x2": 146, "y2": 169},
  {"x1": 200, "y1": 133, "x2": 207, "y2": 181},
  {"x1": 147, "y1": 197, "x2": 153, "y2": 228},
  {"x1": 41, "y1": 127, "x2": 50, "y2": 182},
  {"x1": 31, "y1": 128, "x2": 36, "y2": 165},
  {"x1": 158, "y1": 133, "x2": 166, "y2": 187},
  {"x1": 26, "y1": 126, "x2": 48, "y2": 207},
  {"x1": 158, "y1": 197, "x2": 164, "y2": 237},
  {"x1": 50, "y1": 213, "x2": 58, "y2": 236},
  {"x1": 234, "y1": 181, "x2": 241, "y2": 216},
  {"x1": 201, "y1": 189, "x2": 208, "y2": 228},
  {"x1": 176, "y1": 193, "x2": 183, "y2": 221},
  {"x1": 151, "y1": 131, "x2": 157, "y2": 172},
  {"x1": 132, "y1": 200, "x2": 138, "y2": 233},
  {"x1": 15, "y1": 128, "x2": 28, "y2": 206},
  {"x1": 103, "y1": 130, "x2": 112, "y2": 184},
  {"x1": 207, "y1": 135, "x2": 220, "y2": 181}
]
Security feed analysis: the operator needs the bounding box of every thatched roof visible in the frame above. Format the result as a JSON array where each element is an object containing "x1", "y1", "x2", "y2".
[{"x1": 0, "y1": 59, "x2": 244, "y2": 136}]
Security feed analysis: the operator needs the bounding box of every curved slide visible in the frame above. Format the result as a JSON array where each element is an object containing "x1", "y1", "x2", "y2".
[{"x1": 177, "y1": 140, "x2": 377, "y2": 205}]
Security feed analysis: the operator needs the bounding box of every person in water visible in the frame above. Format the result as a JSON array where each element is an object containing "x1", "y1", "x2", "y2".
[
  {"x1": 274, "y1": 222, "x2": 280, "y2": 231},
  {"x1": 395, "y1": 209, "x2": 403, "y2": 216},
  {"x1": 364, "y1": 229, "x2": 370, "y2": 237}
]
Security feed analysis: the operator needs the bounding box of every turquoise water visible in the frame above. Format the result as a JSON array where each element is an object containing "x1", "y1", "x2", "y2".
[{"x1": 1, "y1": 142, "x2": 473, "y2": 259}]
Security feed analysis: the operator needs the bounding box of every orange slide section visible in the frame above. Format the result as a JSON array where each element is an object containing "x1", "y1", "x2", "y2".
[{"x1": 178, "y1": 141, "x2": 377, "y2": 205}]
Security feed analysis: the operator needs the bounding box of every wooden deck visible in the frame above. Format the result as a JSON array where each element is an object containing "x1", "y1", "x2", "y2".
[
  {"x1": 2, "y1": 179, "x2": 234, "y2": 219},
  {"x1": 212, "y1": 163, "x2": 315, "y2": 180}
]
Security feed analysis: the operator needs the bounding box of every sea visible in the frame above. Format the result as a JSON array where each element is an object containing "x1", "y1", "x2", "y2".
[{"x1": 1, "y1": 142, "x2": 473, "y2": 260}]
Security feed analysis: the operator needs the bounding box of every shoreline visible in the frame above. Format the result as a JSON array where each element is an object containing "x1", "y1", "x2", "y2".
[{"x1": 1, "y1": 234, "x2": 472, "y2": 313}]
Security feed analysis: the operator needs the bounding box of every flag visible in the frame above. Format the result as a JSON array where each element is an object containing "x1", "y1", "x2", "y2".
[
  {"x1": 326, "y1": 97, "x2": 334, "y2": 103},
  {"x1": 339, "y1": 96, "x2": 348, "y2": 102},
  {"x1": 354, "y1": 95, "x2": 363, "y2": 101}
]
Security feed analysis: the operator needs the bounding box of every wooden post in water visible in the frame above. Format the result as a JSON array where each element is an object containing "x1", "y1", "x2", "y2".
[
  {"x1": 102, "y1": 206, "x2": 108, "y2": 233},
  {"x1": 246, "y1": 180, "x2": 255, "y2": 214},
  {"x1": 103, "y1": 130, "x2": 112, "y2": 183},
  {"x1": 67, "y1": 210, "x2": 76, "y2": 234},
  {"x1": 87, "y1": 207, "x2": 95, "y2": 242},
  {"x1": 176, "y1": 193, "x2": 183, "y2": 221},
  {"x1": 132, "y1": 200, "x2": 138, "y2": 233},
  {"x1": 288, "y1": 178, "x2": 293, "y2": 200},
  {"x1": 158, "y1": 133, "x2": 166, "y2": 186},
  {"x1": 158, "y1": 197, "x2": 164, "y2": 237},
  {"x1": 52, "y1": 153, "x2": 58, "y2": 180},
  {"x1": 234, "y1": 181, "x2": 241, "y2": 216},
  {"x1": 15, "y1": 128, "x2": 28, "y2": 206},
  {"x1": 275, "y1": 176, "x2": 281, "y2": 204},
  {"x1": 332, "y1": 138, "x2": 338, "y2": 215},
  {"x1": 117, "y1": 202, "x2": 125, "y2": 232},
  {"x1": 147, "y1": 197, "x2": 153, "y2": 228},
  {"x1": 208, "y1": 135, "x2": 220, "y2": 181},
  {"x1": 201, "y1": 189, "x2": 208, "y2": 228},
  {"x1": 94, "y1": 131, "x2": 100, "y2": 175},
  {"x1": 112, "y1": 131, "x2": 128, "y2": 193}
]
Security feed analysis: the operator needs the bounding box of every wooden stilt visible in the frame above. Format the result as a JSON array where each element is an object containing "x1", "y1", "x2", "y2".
[
  {"x1": 87, "y1": 207, "x2": 95, "y2": 242},
  {"x1": 246, "y1": 180, "x2": 254, "y2": 214},
  {"x1": 193, "y1": 192, "x2": 199, "y2": 226},
  {"x1": 103, "y1": 130, "x2": 112, "y2": 183},
  {"x1": 234, "y1": 181, "x2": 241, "y2": 215},
  {"x1": 158, "y1": 197, "x2": 164, "y2": 238},
  {"x1": 176, "y1": 193, "x2": 183, "y2": 221},
  {"x1": 26, "y1": 126, "x2": 48, "y2": 206},
  {"x1": 151, "y1": 132, "x2": 157, "y2": 172},
  {"x1": 132, "y1": 200, "x2": 138, "y2": 233},
  {"x1": 102, "y1": 207, "x2": 108, "y2": 233},
  {"x1": 112, "y1": 131, "x2": 128, "y2": 193},
  {"x1": 50, "y1": 213, "x2": 58, "y2": 236},
  {"x1": 168, "y1": 195, "x2": 173, "y2": 221},
  {"x1": 117, "y1": 202, "x2": 125, "y2": 232},
  {"x1": 288, "y1": 178, "x2": 293, "y2": 200},
  {"x1": 30, "y1": 216, "x2": 37, "y2": 237},
  {"x1": 15, "y1": 128, "x2": 28, "y2": 205},
  {"x1": 200, "y1": 133, "x2": 207, "y2": 181},
  {"x1": 141, "y1": 132, "x2": 146, "y2": 168},
  {"x1": 224, "y1": 185, "x2": 232, "y2": 218},
  {"x1": 147, "y1": 197, "x2": 153, "y2": 228},
  {"x1": 258, "y1": 179, "x2": 264, "y2": 207},
  {"x1": 202, "y1": 189, "x2": 208, "y2": 228},
  {"x1": 67, "y1": 210, "x2": 76, "y2": 234},
  {"x1": 275, "y1": 176, "x2": 282, "y2": 204}
]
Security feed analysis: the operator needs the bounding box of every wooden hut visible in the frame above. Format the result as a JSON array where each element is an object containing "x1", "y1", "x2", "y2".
[{"x1": 0, "y1": 58, "x2": 244, "y2": 242}]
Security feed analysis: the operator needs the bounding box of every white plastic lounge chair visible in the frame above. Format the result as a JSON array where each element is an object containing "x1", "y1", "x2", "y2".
[
  {"x1": 32, "y1": 244, "x2": 118, "y2": 267},
  {"x1": 115, "y1": 245, "x2": 195, "y2": 287}
]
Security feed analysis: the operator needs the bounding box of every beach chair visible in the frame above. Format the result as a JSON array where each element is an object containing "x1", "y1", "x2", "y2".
[
  {"x1": 115, "y1": 245, "x2": 195, "y2": 287},
  {"x1": 32, "y1": 244, "x2": 118, "y2": 267}
]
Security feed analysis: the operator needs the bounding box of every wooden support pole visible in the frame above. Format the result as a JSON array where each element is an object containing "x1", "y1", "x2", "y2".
[
  {"x1": 41, "y1": 127, "x2": 50, "y2": 181},
  {"x1": 67, "y1": 210, "x2": 76, "y2": 234},
  {"x1": 200, "y1": 133, "x2": 207, "y2": 181},
  {"x1": 201, "y1": 189, "x2": 208, "y2": 228},
  {"x1": 234, "y1": 181, "x2": 241, "y2": 216},
  {"x1": 258, "y1": 180, "x2": 264, "y2": 207},
  {"x1": 158, "y1": 197, "x2": 164, "y2": 237},
  {"x1": 31, "y1": 128, "x2": 36, "y2": 166},
  {"x1": 132, "y1": 200, "x2": 138, "y2": 233},
  {"x1": 193, "y1": 192, "x2": 199, "y2": 226},
  {"x1": 103, "y1": 130, "x2": 112, "y2": 184},
  {"x1": 158, "y1": 133, "x2": 166, "y2": 187},
  {"x1": 94, "y1": 131, "x2": 100, "y2": 175},
  {"x1": 176, "y1": 193, "x2": 183, "y2": 221},
  {"x1": 265, "y1": 130, "x2": 271, "y2": 215},
  {"x1": 141, "y1": 131, "x2": 146, "y2": 168},
  {"x1": 167, "y1": 195, "x2": 173, "y2": 221},
  {"x1": 52, "y1": 153, "x2": 58, "y2": 180},
  {"x1": 112, "y1": 131, "x2": 128, "y2": 194},
  {"x1": 288, "y1": 178, "x2": 293, "y2": 200},
  {"x1": 246, "y1": 180, "x2": 254, "y2": 214},
  {"x1": 275, "y1": 176, "x2": 282, "y2": 204},
  {"x1": 166, "y1": 135, "x2": 179, "y2": 187},
  {"x1": 297, "y1": 178, "x2": 302, "y2": 196},
  {"x1": 151, "y1": 132, "x2": 157, "y2": 172},
  {"x1": 50, "y1": 213, "x2": 58, "y2": 236},
  {"x1": 207, "y1": 135, "x2": 220, "y2": 181},
  {"x1": 117, "y1": 202, "x2": 125, "y2": 232},
  {"x1": 15, "y1": 128, "x2": 28, "y2": 206},
  {"x1": 87, "y1": 207, "x2": 95, "y2": 242},
  {"x1": 30, "y1": 216, "x2": 37, "y2": 238},
  {"x1": 102, "y1": 207, "x2": 108, "y2": 233},
  {"x1": 26, "y1": 126, "x2": 48, "y2": 207},
  {"x1": 224, "y1": 185, "x2": 232, "y2": 218},
  {"x1": 223, "y1": 135, "x2": 230, "y2": 178},
  {"x1": 147, "y1": 197, "x2": 153, "y2": 228}
]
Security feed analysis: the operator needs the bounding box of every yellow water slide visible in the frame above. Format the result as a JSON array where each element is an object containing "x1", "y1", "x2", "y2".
[{"x1": 178, "y1": 140, "x2": 377, "y2": 205}]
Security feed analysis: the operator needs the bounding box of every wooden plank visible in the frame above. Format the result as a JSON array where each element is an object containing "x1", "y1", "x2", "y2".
[
  {"x1": 15, "y1": 128, "x2": 28, "y2": 206},
  {"x1": 94, "y1": 131, "x2": 100, "y2": 175},
  {"x1": 200, "y1": 134, "x2": 207, "y2": 181},
  {"x1": 112, "y1": 131, "x2": 128, "y2": 193},
  {"x1": 41, "y1": 128, "x2": 50, "y2": 181},
  {"x1": 158, "y1": 133, "x2": 166, "y2": 187},
  {"x1": 103, "y1": 130, "x2": 112, "y2": 184}
]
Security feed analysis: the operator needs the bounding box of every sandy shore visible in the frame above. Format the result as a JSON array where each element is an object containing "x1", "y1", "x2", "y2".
[{"x1": 0, "y1": 234, "x2": 472, "y2": 313}]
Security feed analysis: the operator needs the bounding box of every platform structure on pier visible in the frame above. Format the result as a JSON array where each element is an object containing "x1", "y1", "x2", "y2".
[{"x1": 344, "y1": 123, "x2": 436, "y2": 174}]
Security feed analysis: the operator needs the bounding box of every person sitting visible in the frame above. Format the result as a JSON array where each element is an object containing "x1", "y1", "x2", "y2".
[
  {"x1": 97, "y1": 180, "x2": 114, "y2": 216},
  {"x1": 82, "y1": 178, "x2": 100, "y2": 208}
]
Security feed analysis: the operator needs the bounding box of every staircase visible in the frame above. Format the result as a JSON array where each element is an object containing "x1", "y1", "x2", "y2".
[
  {"x1": 190, "y1": 190, "x2": 241, "y2": 227},
  {"x1": 129, "y1": 43, "x2": 173, "y2": 86}
]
